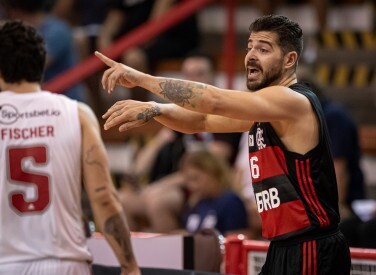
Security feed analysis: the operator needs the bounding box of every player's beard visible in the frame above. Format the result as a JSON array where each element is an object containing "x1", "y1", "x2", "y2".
[{"x1": 246, "y1": 59, "x2": 284, "y2": 91}]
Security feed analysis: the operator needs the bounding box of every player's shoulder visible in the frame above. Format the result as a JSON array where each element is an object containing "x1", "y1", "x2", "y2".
[
  {"x1": 77, "y1": 102, "x2": 100, "y2": 127},
  {"x1": 77, "y1": 101, "x2": 97, "y2": 118}
]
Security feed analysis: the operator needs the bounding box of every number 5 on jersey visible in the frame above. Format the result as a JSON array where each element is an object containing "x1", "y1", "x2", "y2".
[{"x1": 7, "y1": 146, "x2": 50, "y2": 214}]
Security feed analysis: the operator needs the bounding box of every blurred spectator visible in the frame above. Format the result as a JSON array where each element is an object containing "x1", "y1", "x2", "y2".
[
  {"x1": 181, "y1": 52, "x2": 261, "y2": 238},
  {"x1": 118, "y1": 127, "x2": 221, "y2": 232},
  {"x1": 52, "y1": 0, "x2": 107, "y2": 59},
  {"x1": 118, "y1": 127, "x2": 187, "y2": 232},
  {"x1": 180, "y1": 51, "x2": 216, "y2": 85},
  {"x1": 1, "y1": 0, "x2": 88, "y2": 102},
  {"x1": 144, "y1": 129, "x2": 187, "y2": 183},
  {"x1": 179, "y1": 150, "x2": 249, "y2": 236},
  {"x1": 181, "y1": 51, "x2": 243, "y2": 166},
  {"x1": 51, "y1": 0, "x2": 108, "y2": 115},
  {"x1": 210, "y1": 132, "x2": 242, "y2": 167},
  {"x1": 145, "y1": 52, "x2": 242, "y2": 234},
  {"x1": 118, "y1": 52, "x2": 244, "y2": 233},
  {"x1": 97, "y1": 0, "x2": 199, "y2": 102}
]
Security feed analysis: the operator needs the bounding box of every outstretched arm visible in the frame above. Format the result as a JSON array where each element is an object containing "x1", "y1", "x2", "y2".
[
  {"x1": 101, "y1": 100, "x2": 252, "y2": 133},
  {"x1": 96, "y1": 51, "x2": 308, "y2": 124},
  {"x1": 95, "y1": 52, "x2": 320, "y2": 154},
  {"x1": 78, "y1": 102, "x2": 140, "y2": 275}
]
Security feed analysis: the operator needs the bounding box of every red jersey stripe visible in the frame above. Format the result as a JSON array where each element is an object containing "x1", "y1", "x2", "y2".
[
  {"x1": 308, "y1": 241, "x2": 312, "y2": 275},
  {"x1": 260, "y1": 199, "x2": 310, "y2": 239},
  {"x1": 295, "y1": 160, "x2": 325, "y2": 227},
  {"x1": 313, "y1": 240, "x2": 317, "y2": 275},
  {"x1": 305, "y1": 159, "x2": 330, "y2": 226},
  {"x1": 249, "y1": 146, "x2": 288, "y2": 183},
  {"x1": 299, "y1": 160, "x2": 328, "y2": 227}
]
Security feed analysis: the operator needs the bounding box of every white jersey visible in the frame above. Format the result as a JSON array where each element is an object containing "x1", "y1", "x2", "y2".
[
  {"x1": 0, "y1": 91, "x2": 92, "y2": 265},
  {"x1": 234, "y1": 132, "x2": 254, "y2": 201}
]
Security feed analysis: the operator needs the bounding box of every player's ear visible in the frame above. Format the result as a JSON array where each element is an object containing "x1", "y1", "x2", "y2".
[{"x1": 284, "y1": 51, "x2": 298, "y2": 70}]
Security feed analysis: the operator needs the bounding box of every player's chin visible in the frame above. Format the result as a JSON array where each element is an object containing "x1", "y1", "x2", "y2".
[{"x1": 246, "y1": 82, "x2": 257, "y2": 91}]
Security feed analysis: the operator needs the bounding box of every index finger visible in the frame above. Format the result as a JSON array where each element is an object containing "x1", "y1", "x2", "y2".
[
  {"x1": 102, "y1": 102, "x2": 123, "y2": 119},
  {"x1": 95, "y1": 51, "x2": 116, "y2": 67}
]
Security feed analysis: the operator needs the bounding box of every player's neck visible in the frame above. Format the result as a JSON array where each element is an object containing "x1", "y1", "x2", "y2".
[
  {"x1": 2, "y1": 81, "x2": 41, "y2": 94},
  {"x1": 278, "y1": 72, "x2": 298, "y2": 87}
]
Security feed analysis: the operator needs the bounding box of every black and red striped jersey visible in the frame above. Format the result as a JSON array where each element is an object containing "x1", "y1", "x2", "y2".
[{"x1": 249, "y1": 82, "x2": 340, "y2": 241}]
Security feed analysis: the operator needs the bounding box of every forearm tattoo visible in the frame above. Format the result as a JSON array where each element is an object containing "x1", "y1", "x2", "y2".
[
  {"x1": 86, "y1": 145, "x2": 108, "y2": 204},
  {"x1": 85, "y1": 145, "x2": 104, "y2": 169},
  {"x1": 159, "y1": 80, "x2": 205, "y2": 107},
  {"x1": 136, "y1": 105, "x2": 161, "y2": 122},
  {"x1": 96, "y1": 186, "x2": 110, "y2": 206},
  {"x1": 104, "y1": 213, "x2": 135, "y2": 269}
]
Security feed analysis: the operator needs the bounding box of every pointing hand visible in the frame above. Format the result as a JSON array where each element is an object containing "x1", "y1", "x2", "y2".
[{"x1": 95, "y1": 51, "x2": 145, "y2": 93}]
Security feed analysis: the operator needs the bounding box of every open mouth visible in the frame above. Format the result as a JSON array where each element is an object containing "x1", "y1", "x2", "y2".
[{"x1": 248, "y1": 68, "x2": 261, "y2": 78}]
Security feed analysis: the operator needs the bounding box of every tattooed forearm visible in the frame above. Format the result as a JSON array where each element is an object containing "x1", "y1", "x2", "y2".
[
  {"x1": 159, "y1": 80, "x2": 205, "y2": 107},
  {"x1": 136, "y1": 105, "x2": 161, "y2": 122},
  {"x1": 85, "y1": 145, "x2": 105, "y2": 169},
  {"x1": 104, "y1": 213, "x2": 135, "y2": 266}
]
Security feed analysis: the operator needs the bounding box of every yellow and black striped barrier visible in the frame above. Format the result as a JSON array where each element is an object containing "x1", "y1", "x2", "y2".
[
  {"x1": 316, "y1": 63, "x2": 375, "y2": 88},
  {"x1": 316, "y1": 31, "x2": 375, "y2": 50},
  {"x1": 314, "y1": 30, "x2": 375, "y2": 87}
]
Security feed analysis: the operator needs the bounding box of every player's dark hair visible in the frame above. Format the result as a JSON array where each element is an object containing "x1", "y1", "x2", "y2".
[
  {"x1": 0, "y1": 20, "x2": 46, "y2": 83},
  {"x1": 249, "y1": 15, "x2": 303, "y2": 62}
]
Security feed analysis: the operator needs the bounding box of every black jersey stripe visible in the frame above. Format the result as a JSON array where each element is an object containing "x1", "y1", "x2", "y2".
[{"x1": 252, "y1": 174, "x2": 300, "y2": 203}]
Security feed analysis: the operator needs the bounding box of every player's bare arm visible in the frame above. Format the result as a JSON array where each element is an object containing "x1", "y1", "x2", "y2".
[
  {"x1": 102, "y1": 100, "x2": 252, "y2": 133},
  {"x1": 78, "y1": 103, "x2": 140, "y2": 275},
  {"x1": 96, "y1": 51, "x2": 307, "y2": 122},
  {"x1": 96, "y1": 51, "x2": 314, "y2": 152},
  {"x1": 102, "y1": 100, "x2": 162, "y2": 131}
]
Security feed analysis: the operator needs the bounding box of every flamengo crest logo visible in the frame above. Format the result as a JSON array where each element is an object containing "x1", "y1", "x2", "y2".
[{"x1": 256, "y1": 128, "x2": 266, "y2": 149}]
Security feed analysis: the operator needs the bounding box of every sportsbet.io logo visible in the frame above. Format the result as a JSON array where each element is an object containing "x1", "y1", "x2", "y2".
[
  {"x1": 0, "y1": 104, "x2": 19, "y2": 125},
  {"x1": 0, "y1": 104, "x2": 61, "y2": 125}
]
